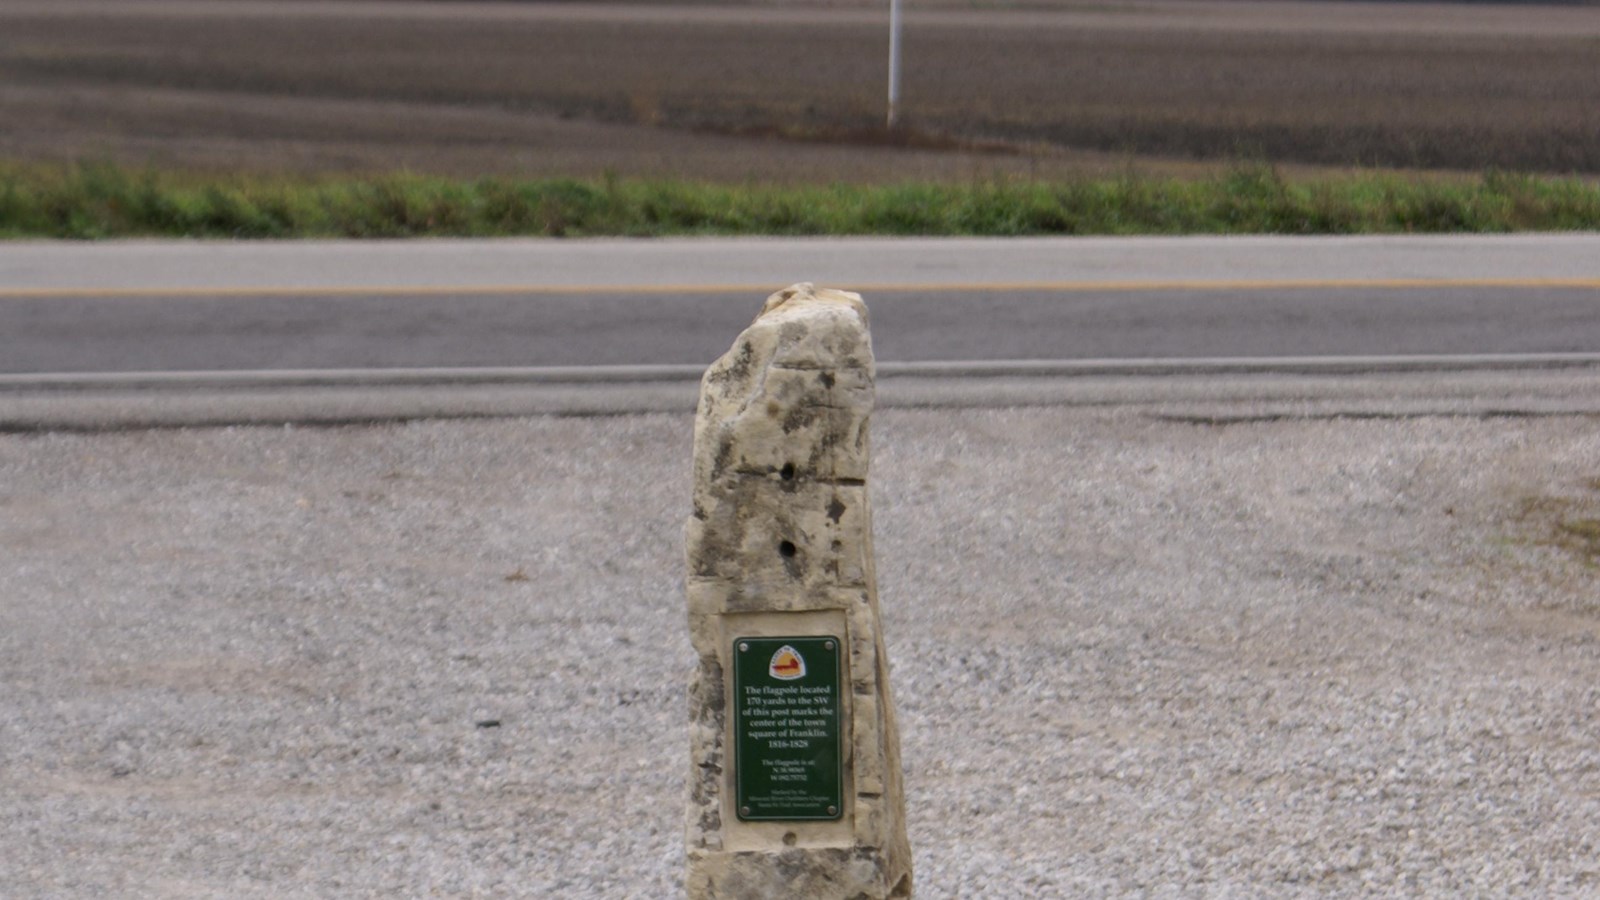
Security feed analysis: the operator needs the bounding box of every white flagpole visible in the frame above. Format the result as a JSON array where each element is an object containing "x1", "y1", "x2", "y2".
[{"x1": 887, "y1": 0, "x2": 902, "y2": 128}]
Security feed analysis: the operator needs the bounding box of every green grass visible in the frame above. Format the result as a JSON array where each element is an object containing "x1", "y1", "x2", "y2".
[{"x1": 3, "y1": 163, "x2": 1599, "y2": 239}]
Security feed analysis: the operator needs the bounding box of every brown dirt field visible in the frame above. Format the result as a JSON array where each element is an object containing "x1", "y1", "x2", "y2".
[{"x1": 2, "y1": 0, "x2": 1599, "y2": 181}]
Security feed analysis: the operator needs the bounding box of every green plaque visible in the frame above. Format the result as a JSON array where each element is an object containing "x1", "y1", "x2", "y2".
[{"x1": 732, "y1": 636, "x2": 843, "y2": 821}]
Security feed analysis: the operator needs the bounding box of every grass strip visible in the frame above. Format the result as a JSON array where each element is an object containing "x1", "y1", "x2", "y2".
[{"x1": 2, "y1": 163, "x2": 1598, "y2": 239}]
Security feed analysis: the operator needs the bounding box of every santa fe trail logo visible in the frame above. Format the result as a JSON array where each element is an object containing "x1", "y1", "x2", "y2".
[{"x1": 769, "y1": 645, "x2": 806, "y2": 680}]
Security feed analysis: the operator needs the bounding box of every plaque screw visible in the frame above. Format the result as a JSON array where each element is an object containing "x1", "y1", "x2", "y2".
[
  {"x1": 828, "y1": 805, "x2": 838, "y2": 815},
  {"x1": 741, "y1": 806, "x2": 751, "y2": 816},
  {"x1": 739, "y1": 642, "x2": 749, "y2": 652},
  {"x1": 825, "y1": 641, "x2": 834, "y2": 651}
]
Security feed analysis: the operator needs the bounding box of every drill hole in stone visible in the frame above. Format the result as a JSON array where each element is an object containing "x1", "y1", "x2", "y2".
[
  {"x1": 782, "y1": 831, "x2": 798, "y2": 846},
  {"x1": 779, "y1": 540, "x2": 797, "y2": 558},
  {"x1": 779, "y1": 463, "x2": 796, "y2": 481}
]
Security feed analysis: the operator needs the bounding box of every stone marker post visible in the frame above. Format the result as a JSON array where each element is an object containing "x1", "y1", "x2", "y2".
[{"x1": 685, "y1": 284, "x2": 912, "y2": 898}]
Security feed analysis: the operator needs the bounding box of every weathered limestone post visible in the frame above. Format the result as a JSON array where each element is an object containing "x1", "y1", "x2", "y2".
[{"x1": 685, "y1": 283, "x2": 912, "y2": 898}]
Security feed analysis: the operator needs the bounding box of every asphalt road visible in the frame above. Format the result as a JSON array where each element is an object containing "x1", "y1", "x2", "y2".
[
  {"x1": 5, "y1": 285, "x2": 1600, "y2": 374},
  {"x1": 3, "y1": 235, "x2": 1600, "y2": 375}
]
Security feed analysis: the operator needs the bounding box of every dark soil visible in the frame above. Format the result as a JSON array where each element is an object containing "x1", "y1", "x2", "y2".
[{"x1": 3, "y1": 0, "x2": 1599, "y2": 180}]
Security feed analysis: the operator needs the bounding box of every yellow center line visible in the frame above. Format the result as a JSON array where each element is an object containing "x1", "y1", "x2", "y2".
[{"x1": 3, "y1": 277, "x2": 1600, "y2": 299}]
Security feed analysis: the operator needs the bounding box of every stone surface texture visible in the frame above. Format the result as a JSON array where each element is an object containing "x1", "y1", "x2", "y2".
[{"x1": 685, "y1": 284, "x2": 912, "y2": 898}]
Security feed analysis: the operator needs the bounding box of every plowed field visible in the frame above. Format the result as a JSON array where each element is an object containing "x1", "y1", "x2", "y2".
[{"x1": 3, "y1": 0, "x2": 1598, "y2": 180}]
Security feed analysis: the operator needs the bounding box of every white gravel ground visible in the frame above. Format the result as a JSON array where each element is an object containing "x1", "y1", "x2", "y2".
[{"x1": 2, "y1": 407, "x2": 1598, "y2": 897}]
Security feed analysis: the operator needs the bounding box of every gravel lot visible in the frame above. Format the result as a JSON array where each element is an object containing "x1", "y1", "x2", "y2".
[{"x1": 2, "y1": 406, "x2": 1598, "y2": 896}]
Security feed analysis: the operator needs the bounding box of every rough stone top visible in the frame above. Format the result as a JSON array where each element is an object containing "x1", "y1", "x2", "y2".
[
  {"x1": 747, "y1": 283, "x2": 873, "y2": 373},
  {"x1": 759, "y1": 282, "x2": 869, "y2": 323}
]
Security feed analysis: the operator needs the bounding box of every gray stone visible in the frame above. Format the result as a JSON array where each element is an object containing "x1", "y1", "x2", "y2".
[{"x1": 685, "y1": 284, "x2": 912, "y2": 898}]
